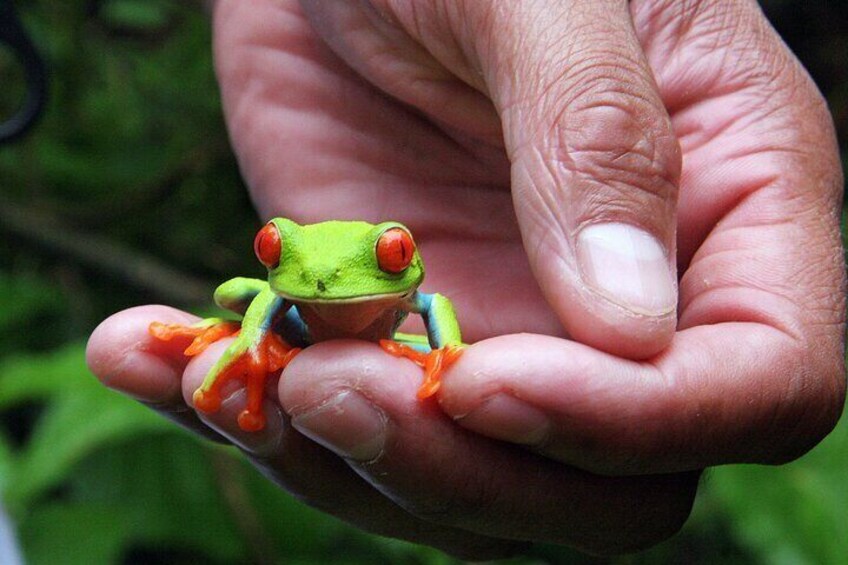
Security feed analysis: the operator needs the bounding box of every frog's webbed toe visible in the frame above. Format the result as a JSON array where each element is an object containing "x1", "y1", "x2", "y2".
[
  {"x1": 149, "y1": 320, "x2": 241, "y2": 356},
  {"x1": 379, "y1": 340, "x2": 464, "y2": 399},
  {"x1": 193, "y1": 332, "x2": 301, "y2": 432}
]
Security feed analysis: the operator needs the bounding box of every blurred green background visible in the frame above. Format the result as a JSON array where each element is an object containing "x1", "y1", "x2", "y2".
[{"x1": 0, "y1": 1, "x2": 845, "y2": 563}]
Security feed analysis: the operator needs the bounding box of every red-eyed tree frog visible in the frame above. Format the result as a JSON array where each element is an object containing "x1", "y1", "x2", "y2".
[{"x1": 149, "y1": 219, "x2": 464, "y2": 432}]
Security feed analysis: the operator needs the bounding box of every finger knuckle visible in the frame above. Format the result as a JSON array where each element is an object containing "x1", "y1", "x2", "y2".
[
  {"x1": 766, "y1": 339, "x2": 846, "y2": 464},
  {"x1": 552, "y1": 82, "x2": 680, "y2": 200},
  {"x1": 512, "y1": 57, "x2": 682, "y2": 231}
]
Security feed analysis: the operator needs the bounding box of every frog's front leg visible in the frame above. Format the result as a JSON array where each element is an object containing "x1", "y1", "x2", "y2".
[
  {"x1": 192, "y1": 287, "x2": 300, "y2": 431},
  {"x1": 149, "y1": 278, "x2": 267, "y2": 355},
  {"x1": 380, "y1": 292, "x2": 464, "y2": 399}
]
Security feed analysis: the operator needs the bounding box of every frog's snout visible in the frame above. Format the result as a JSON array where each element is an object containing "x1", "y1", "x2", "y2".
[{"x1": 316, "y1": 279, "x2": 327, "y2": 292}]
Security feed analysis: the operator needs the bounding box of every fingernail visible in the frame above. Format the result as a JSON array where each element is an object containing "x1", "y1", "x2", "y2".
[
  {"x1": 577, "y1": 223, "x2": 676, "y2": 315},
  {"x1": 456, "y1": 393, "x2": 550, "y2": 446},
  {"x1": 291, "y1": 391, "x2": 387, "y2": 461}
]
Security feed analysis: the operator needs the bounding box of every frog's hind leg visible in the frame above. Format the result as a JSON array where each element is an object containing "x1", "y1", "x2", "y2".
[
  {"x1": 193, "y1": 326, "x2": 301, "y2": 432},
  {"x1": 238, "y1": 333, "x2": 301, "y2": 431},
  {"x1": 193, "y1": 351, "x2": 265, "y2": 431}
]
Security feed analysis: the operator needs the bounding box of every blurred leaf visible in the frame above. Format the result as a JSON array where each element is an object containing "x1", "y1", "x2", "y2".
[
  {"x1": 0, "y1": 274, "x2": 67, "y2": 353},
  {"x1": 0, "y1": 345, "x2": 97, "y2": 407},
  {"x1": 0, "y1": 433, "x2": 12, "y2": 493},
  {"x1": 0, "y1": 274, "x2": 64, "y2": 324},
  {"x1": 708, "y1": 409, "x2": 848, "y2": 564},
  {"x1": 0, "y1": 345, "x2": 169, "y2": 512},
  {"x1": 18, "y1": 504, "x2": 132, "y2": 565},
  {"x1": 99, "y1": 0, "x2": 173, "y2": 32},
  {"x1": 64, "y1": 435, "x2": 248, "y2": 562},
  {"x1": 7, "y1": 390, "x2": 168, "y2": 511}
]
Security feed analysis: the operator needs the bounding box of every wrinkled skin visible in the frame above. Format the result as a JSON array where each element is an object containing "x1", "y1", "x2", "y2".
[{"x1": 87, "y1": 0, "x2": 845, "y2": 558}]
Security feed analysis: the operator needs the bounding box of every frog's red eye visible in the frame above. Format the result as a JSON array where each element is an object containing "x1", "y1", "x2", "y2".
[
  {"x1": 376, "y1": 228, "x2": 415, "y2": 273},
  {"x1": 254, "y1": 223, "x2": 281, "y2": 269}
]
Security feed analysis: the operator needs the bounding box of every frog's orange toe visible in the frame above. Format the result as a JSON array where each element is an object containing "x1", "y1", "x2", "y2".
[
  {"x1": 147, "y1": 322, "x2": 190, "y2": 341},
  {"x1": 190, "y1": 332, "x2": 299, "y2": 432},
  {"x1": 416, "y1": 345, "x2": 464, "y2": 400},
  {"x1": 381, "y1": 340, "x2": 464, "y2": 401},
  {"x1": 238, "y1": 409, "x2": 266, "y2": 432},
  {"x1": 416, "y1": 377, "x2": 442, "y2": 400},
  {"x1": 379, "y1": 339, "x2": 427, "y2": 366},
  {"x1": 184, "y1": 322, "x2": 240, "y2": 355},
  {"x1": 193, "y1": 388, "x2": 222, "y2": 414},
  {"x1": 149, "y1": 321, "x2": 240, "y2": 356}
]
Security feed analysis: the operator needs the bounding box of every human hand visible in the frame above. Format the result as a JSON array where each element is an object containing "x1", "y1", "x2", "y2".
[{"x1": 87, "y1": 0, "x2": 845, "y2": 558}]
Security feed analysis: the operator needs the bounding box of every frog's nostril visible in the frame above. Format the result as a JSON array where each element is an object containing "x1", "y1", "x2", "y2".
[{"x1": 317, "y1": 280, "x2": 326, "y2": 292}]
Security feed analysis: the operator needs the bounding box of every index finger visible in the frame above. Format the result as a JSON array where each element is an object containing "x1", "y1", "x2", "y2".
[
  {"x1": 438, "y1": 0, "x2": 846, "y2": 474},
  {"x1": 86, "y1": 305, "x2": 230, "y2": 443},
  {"x1": 438, "y1": 326, "x2": 840, "y2": 475},
  {"x1": 278, "y1": 341, "x2": 699, "y2": 553}
]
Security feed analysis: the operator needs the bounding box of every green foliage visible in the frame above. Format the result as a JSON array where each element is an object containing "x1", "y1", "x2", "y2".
[
  {"x1": 98, "y1": 0, "x2": 174, "y2": 32},
  {"x1": 709, "y1": 419, "x2": 848, "y2": 564},
  {"x1": 0, "y1": 274, "x2": 68, "y2": 355},
  {"x1": 1, "y1": 0, "x2": 259, "y2": 326},
  {"x1": 0, "y1": 347, "x2": 170, "y2": 515}
]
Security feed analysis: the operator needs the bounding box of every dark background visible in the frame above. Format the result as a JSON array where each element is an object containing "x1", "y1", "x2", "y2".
[{"x1": 0, "y1": 1, "x2": 845, "y2": 563}]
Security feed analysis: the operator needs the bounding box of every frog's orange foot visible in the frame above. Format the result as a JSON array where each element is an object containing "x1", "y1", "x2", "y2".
[
  {"x1": 149, "y1": 321, "x2": 241, "y2": 356},
  {"x1": 192, "y1": 332, "x2": 301, "y2": 432},
  {"x1": 379, "y1": 340, "x2": 464, "y2": 400}
]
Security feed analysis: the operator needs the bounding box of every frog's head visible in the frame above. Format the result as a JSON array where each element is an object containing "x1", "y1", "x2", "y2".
[{"x1": 254, "y1": 218, "x2": 424, "y2": 303}]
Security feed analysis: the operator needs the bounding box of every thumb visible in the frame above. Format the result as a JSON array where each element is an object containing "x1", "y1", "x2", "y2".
[
  {"x1": 295, "y1": 0, "x2": 680, "y2": 357},
  {"x1": 485, "y1": 1, "x2": 681, "y2": 358}
]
